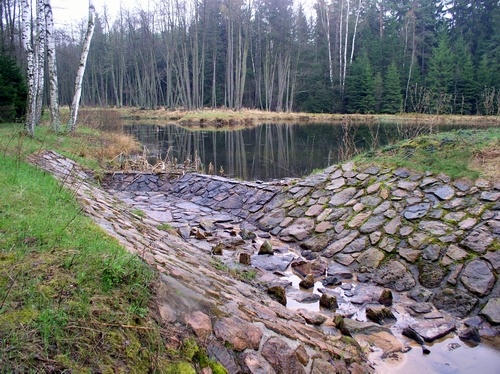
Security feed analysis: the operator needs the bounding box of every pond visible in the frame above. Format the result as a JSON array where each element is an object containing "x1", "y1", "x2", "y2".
[{"x1": 124, "y1": 122, "x2": 489, "y2": 181}]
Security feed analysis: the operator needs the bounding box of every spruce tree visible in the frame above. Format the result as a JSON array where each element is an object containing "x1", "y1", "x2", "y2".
[
  {"x1": 382, "y1": 62, "x2": 403, "y2": 114},
  {"x1": 345, "y1": 54, "x2": 374, "y2": 114},
  {"x1": 427, "y1": 32, "x2": 455, "y2": 113},
  {"x1": 0, "y1": 53, "x2": 27, "y2": 122},
  {"x1": 452, "y1": 38, "x2": 476, "y2": 114}
]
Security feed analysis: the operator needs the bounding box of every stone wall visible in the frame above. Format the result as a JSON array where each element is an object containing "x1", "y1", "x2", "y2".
[{"x1": 104, "y1": 162, "x2": 500, "y2": 319}]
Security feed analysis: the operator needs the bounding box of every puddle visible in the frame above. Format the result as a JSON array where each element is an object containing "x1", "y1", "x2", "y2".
[
  {"x1": 378, "y1": 336, "x2": 500, "y2": 374},
  {"x1": 280, "y1": 271, "x2": 500, "y2": 374}
]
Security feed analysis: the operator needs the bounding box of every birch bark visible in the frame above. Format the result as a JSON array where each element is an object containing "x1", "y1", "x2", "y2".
[
  {"x1": 21, "y1": 0, "x2": 36, "y2": 136},
  {"x1": 68, "y1": 0, "x2": 96, "y2": 132},
  {"x1": 45, "y1": 0, "x2": 61, "y2": 131}
]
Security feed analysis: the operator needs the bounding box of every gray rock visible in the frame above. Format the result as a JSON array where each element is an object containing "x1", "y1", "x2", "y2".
[
  {"x1": 418, "y1": 262, "x2": 446, "y2": 289},
  {"x1": 373, "y1": 260, "x2": 415, "y2": 291},
  {"x1": 327, "y1": 263, "x2": 353, "y2": 279},
  {"x1": 356, "y1": 248, "x2": 385, "y2": 270},
  {"x1": 251, "y1": 253, "x2": 295, "y2": 272},
  {"x1": 409, "y1": 287, "x2": 433, "y2": 302},
  {"x1": 213, "y1": 316, "x2": 263, "y2": 351},
  {"x1": 461, "y1": 227, "x2": 494, "y2": 254},
  {"x1": 329, "y1": 187, "x2": 357, "y2": 206},
  {"x1": 483, "y1": 250, "x2": 500, "y2": 272},
  {"x1": 408, "y1": 302, "x2": 433, "y2": 314},
  {"x1": 432, "y1": 288, "x2": 478, "y2": 318},
  {"x1": 411, "y1": 320, "x2": 456, "y2": 342},
  {"x1": 258, "y1": 209, "x2": 286, "y2": 231},
  {"x1": 423, "y1": 244, "x2": 442, "y2": 261},
  {"x1": 261, "y1": 337, "x2": 306, "y2": 374},
  {"x1": 323, "y1": 231, "x2": 359, "y2": 257},
  {"x1": 359, "y1": 215, "x2": 386, "y2": 234},
  {"x1": 326, "y1": 177, "x2": 346, "y2": 190},
  {"x1": 441, "y1": 244, "x2": 468, "y2": 266},
  {"x1": 460, "y1": 259, "x2": 495, "y2": 296},
  {"x1": 258, "y1": 240, "x2": 274, "y2": 255},
  {"x1": 433, "y1": 185, "x2": 455, "y2": 200},
  {"x1": 398, "y1": 247, "x2": 421, "y2": 263},
  {"x1": 404, "y1": 203, "x2": 431, "y2": 220},
  {"x1": 342, "y1": 318, "x2": 391, "y2": 335},
  {"x1": 343, "y1": 237, "x2": 367, "y2": 254},
  {"x1": 301, "y1": 231, "x2": 334, "y2": 252},
  {"x1": 419, "y1": 220, "x2": 452, "y2": 236},
  {"x1": 280, "y1": 218, "x2": 315, "y2": 241},
  {"x1": 243, "y1": 352, "x2": 277, "y2": 374},
  {"x1": 479, "y1": 298, "x2": 500, "y2": 324},
  {"x1": 384, "y1": 216, "x2": 401, "y2": 235},
  {"x1": 481, "y1": 191, "x2": 500, "y2": 202}
]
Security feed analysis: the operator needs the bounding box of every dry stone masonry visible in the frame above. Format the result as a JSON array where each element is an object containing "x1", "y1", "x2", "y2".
[{"x1": 33, "y1": 150, "x2": 500, "y2": 373}]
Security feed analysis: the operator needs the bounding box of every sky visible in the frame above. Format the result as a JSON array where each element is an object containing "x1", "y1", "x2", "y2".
[
  {"x1": 50, "y1": 0, "x2": 315, "y2": 28},
  {"x1": 50, "y1": 0, "x2": 142, "y2": 26}
]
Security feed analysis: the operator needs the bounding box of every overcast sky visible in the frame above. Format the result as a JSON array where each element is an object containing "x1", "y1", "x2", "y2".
[{"x1": 50, "y1": 0, "x2": 315, "y2": 28}]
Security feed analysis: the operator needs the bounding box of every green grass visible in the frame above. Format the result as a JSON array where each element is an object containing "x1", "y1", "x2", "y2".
[
  {"x1": 0, "y1": 125, "x2": 213, "y2": 372},
  {"x1": 356, "y1": 128, "x2": 500, "y2": 180}
]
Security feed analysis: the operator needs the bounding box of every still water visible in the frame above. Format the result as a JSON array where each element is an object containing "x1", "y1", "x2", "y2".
[{"x1": 125, "y1": 122, "x2": 487, "y2": 181}]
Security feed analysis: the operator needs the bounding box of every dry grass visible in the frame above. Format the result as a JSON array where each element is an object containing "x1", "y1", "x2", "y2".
[
  {"x1": 114, "y1": 107, "x2": 500, "y2": 129},
  {"x1": 471, "y1": 143, "x2": 500, "y2": 181}
]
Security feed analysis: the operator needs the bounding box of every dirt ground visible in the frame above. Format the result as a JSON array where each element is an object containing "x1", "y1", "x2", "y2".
[{"x1": 471, "y1": 145, "x2": 500, "y2": 181}]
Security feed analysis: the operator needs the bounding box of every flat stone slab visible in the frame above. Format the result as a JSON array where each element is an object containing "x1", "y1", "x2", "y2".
[
  {"x1": 251, "y1": 253, "x2": 296, "y2": 272},
  {"x1": 480, "y1": 298, "x2": 500, "y2": 324},
  {"x1": 411, "y1": 320, "x2": 456, "y2": 342}
]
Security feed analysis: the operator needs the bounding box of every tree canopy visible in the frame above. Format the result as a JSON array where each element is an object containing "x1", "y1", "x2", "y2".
[{"x1": 1, "y1": 0, "x2": 499, "y2": 116}]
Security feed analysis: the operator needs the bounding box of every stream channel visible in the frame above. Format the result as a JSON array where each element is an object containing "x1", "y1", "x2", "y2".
[{"x1": 126, "y1": 121, "x2": 500, "y2": 373}]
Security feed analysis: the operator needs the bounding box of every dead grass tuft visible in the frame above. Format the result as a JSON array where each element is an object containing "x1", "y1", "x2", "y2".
[{"x1": 471, "y1": 143, "x2": 500, "y2": 182}]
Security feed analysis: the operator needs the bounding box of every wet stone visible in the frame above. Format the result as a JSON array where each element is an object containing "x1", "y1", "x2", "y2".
[
  {"x1": 418, "y1": 261, "x2": 446, "y2": 289},
  {"x1": 483, "y1": 250, "x2": 500, "y2": 272},
  {"x1": 423, "y1": 244, "x2": 442, "y2": 261},
  {"x1": 411, "y1": 320, "x2": 456, "y2": 342},
  {"x1": 261, "y1": 337, "x2": 306, "y2": 374},
  {"x1": 432, "y1": 288, "x2": 478, "y2": 318},
  {"x1": 460, "y1": 259, "x2": 496, "y2": 296},
  {"x1": 398, "y1": 247, "x2": 421, "y2": 263},
  {"x1": 327, "y1": 263, "x2": 353, "y2": 279},
  {"x1": 373, "y1": 260, "x2": 416, "y2": 292},
  {"x1": 356, "y1": 248, "x2": 385, "y2": 270},
  {"x1": 479, "y1": 298, "x2": 500, "y2": 324},
  {"x1": 409, "y1": 287, "x2": 433, "y2": 302},
  {"x1": 251, "y1": 253, "x2": 295, "y2": 272}
]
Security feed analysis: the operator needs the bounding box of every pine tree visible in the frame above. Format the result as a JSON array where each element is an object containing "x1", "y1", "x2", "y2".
[
  {"x1": 373, "y1": 72, "x2": 383, "y2": 113},
  {"x1": 382, "y1": 62, "x2": 403, "y2": 114}
]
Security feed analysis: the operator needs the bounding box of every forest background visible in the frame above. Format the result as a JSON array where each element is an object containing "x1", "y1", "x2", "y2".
[{"x1": 1, "y1": 0, "x2": 500, "y2": 119}]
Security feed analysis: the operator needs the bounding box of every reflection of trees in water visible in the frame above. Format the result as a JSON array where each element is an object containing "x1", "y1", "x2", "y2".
[{"x1": 125, "y1": 122, "x2": 478, "y2": 180}]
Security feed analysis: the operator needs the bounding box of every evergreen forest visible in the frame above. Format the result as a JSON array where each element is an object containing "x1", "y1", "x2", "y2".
[{"x1": 1, "y1": 0, "x2": 500, "y2": 116}]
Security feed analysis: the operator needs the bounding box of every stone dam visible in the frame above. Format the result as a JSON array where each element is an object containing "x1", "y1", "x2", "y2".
[{"x1": 32, "y1": 150, "x2": 500, "y2": 373}]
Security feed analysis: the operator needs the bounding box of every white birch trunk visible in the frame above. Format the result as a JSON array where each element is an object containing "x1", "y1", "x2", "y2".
[
  {"x1": 45, "y1": 0, "x2": 60, "y2": 131},
  {"x1": 342, "y1": 0, "x2": 350, "y2": 94},
  {"x1": 350, "y1": 0, "x2": 363, "y2": 65},
  {"x1": 68, "y1": 0, "x2": 96, "y2": 132},
  {"x1": 21, "y1": 0, "x2": 36, "y2": 136},
  {"x1": 35, "y1": 0, "x2": 46, "y2": 124}
]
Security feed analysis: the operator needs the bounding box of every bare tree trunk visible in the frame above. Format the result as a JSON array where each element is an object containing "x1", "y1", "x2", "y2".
[
  {"x1": 21, "y1": 0, "x2": 36, "y2": 136},
  {"x1": 68, "y1": 0, "x2": 96, "y2": 132},
  {"x1": 35, "y1": 0, "x2": 45, "y2": 124},
  {"x1": 349, "y1": 0, "x2": 363, "y2": 64},
  {"x1": 45, "y1": 0, "x2": 60, "y2": 131}
]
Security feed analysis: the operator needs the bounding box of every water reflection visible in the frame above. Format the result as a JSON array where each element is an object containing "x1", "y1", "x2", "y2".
[{"x1": 124, "y1": 122, "x2": 483, "y2": 181}]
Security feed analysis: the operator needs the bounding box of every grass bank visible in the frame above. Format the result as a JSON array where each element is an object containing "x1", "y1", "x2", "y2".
[
  {"x1": 0, "y1": 122, "x2": 224, "y2": 372},
  {"x1": 355, "y1": 127, "x2": 500, "y2": 181},
  {"x1": 117, "y1": 107, "x2": 500, "y2": 129}
]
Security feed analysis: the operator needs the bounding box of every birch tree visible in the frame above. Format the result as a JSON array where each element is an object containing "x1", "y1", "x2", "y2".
[
  {"x1": 45, "y1": 0, "x2": 60, "y2": 130},
  {"x1": 68, "y1": 0, "x2": 96, "y2": 132},
  {"x1": 21, "y1": 0, "x2": 36, "y2": 136}
]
